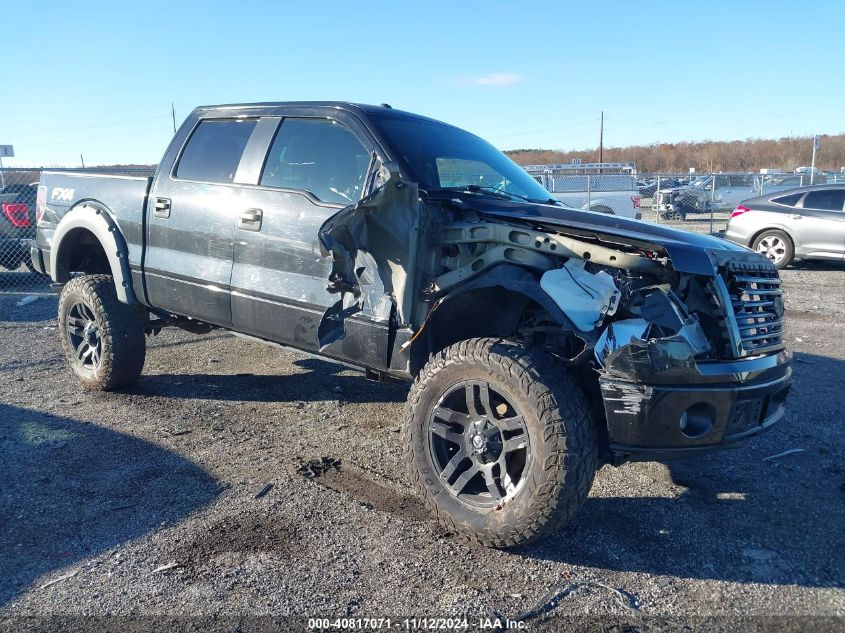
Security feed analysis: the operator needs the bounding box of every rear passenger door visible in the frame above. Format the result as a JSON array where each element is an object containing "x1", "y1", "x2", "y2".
[
  {"x1": 795, "y1": 189, "x2": 845, "y2": 259},
  {"x1": 145, "y1": 118, "x2": 258, "y2": 327},
  {"x1": 229, "y1": 115, "x2": 387, "y2": 363}
]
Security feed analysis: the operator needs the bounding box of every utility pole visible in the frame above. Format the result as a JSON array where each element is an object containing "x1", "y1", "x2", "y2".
[
  {"x1": 0, "y1": 145, "x2": 14, "y2": 188},
  {"x1": 80, "y1": 154, "x2": 85, "y2": 168},
  {"x1": 171, "y1": 103, "x2": 177, "y2": 133},
  {"x1": 599, "y1": 111, "x2": 604, "y2": 164}
]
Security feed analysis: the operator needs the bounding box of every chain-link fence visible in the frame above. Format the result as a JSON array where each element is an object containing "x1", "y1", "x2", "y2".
[
  {"x1": 525, "y1": 165, "x2": 643, "y2": 220},
  {"x1": 526, "y1": 166, "x2": 839, "y2": 237},
  {"x1": 636, "y1": 172, "x2": 825, "y2": 235},
  {"x1": 0, "y1": 168, "x2": 45, "y2": 294}
]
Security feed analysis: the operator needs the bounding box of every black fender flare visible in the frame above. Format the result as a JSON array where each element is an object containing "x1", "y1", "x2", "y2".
[{"x1": 50, "y1": 201, "x2": 137, "y2": 304}]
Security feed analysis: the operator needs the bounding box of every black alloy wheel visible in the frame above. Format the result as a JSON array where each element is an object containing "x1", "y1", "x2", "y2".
[{"x1": 428, "y1": 379, "x2": 530, "y2": 508}]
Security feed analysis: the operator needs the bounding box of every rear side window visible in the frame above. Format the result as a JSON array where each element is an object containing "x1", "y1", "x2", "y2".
[
  {"x1": 772, "y1": 193, "x2": 802, "y2": 207},
  {"x1": 176, "y1": 119, "x2": 257, "y2": 183},
  {"x1": 260, "y1": 118, "x2": 371, "y2": 205},
  {"x1": 803, "y1": 189, "x2": 845, "y2": 211}
]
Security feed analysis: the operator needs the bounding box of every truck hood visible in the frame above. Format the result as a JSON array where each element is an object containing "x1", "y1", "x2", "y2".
[{"x1": 467, "y1": 198, "x2": 756, "y2": 275}]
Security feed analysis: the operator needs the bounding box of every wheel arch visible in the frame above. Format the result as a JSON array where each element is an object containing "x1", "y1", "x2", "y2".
[
  {"x1": 50, "y1": 201, "x2": 137, "y2": 304},
  {"x1": 409, "y1": 264, "x2": 593, "y2": 376},
  {"x1": 749, "y1": 224, "x2": 796, "y2": 251}
]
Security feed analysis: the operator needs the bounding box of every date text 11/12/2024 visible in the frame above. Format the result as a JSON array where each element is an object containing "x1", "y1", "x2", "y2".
[{"x1": 307, "y1": 617, "x2": 527, "y2": 630}]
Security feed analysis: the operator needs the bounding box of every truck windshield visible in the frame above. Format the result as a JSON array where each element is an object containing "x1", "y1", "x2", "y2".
[{"x1": 371, "y1": 114, "x2": 556, "y2": 204}]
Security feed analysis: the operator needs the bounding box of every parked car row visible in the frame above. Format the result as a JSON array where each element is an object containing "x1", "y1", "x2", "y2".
[
  {"x1": 523, "y1": 164, "x2": 642, "y2": 219},
  {"x1": 653, "y1": 174, "x2": 836, "y2": 220}
]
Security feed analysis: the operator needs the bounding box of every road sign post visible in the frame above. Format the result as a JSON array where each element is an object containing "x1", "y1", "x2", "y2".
[{"x1": 0, "y1": 145, "x2": 13, "y2": 188}]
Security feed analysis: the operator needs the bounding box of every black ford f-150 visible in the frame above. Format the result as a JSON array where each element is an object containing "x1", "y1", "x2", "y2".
[{"x1": 32, "y1": 102, "x2": 791, "y2": 547}]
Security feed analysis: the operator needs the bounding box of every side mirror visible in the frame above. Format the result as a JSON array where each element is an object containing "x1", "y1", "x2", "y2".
[{"x1": 369, "y1": 157, "x2": 401, "y2": 193}]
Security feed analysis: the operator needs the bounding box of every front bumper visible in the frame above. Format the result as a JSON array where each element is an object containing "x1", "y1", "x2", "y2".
[{"x1": 600, "y1": 352, "x2": 791, "y2": 460}]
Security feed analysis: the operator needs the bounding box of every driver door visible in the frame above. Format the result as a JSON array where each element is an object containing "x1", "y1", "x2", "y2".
[{"x1": 229, "y1": 115, "x2": 387, "y2": 360}]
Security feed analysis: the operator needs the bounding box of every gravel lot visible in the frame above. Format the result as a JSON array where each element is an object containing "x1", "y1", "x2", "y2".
[{"x1": 1, "y1": 244, "x2": 843, "y2": 631}]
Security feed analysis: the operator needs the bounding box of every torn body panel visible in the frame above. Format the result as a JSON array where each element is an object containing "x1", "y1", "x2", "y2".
[{"x1": 317, "y1": 166, "x2": 419, "y2": 350}]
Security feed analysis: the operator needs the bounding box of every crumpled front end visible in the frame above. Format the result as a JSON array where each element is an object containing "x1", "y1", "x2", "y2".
[
  {"x1": 427, "y1": 209, "x2": 792, "y2": 460},
  {"x1": 317, "y1": 181, "x2": 791, "y2": 460},
  {"x1": 593, "y1": 258, "x2": 791, "y2": 460}
]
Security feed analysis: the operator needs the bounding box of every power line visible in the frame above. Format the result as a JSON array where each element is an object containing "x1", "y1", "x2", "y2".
[
  {"x1": 488, "y1": 117, "x2": 602, "y2": 140},
  {"x1": 3, "y1": 114, "x2": 172, "y2": 140},
  {"x1": 16, "y1": 125, "x2": 175, "y2": 149}
]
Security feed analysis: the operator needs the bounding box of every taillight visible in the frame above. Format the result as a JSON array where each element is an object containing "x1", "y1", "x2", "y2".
[
  {"x1": 631, "y1": 195, "x2": 641, "y2": 209},
  {"x1": 731, "y1": 205, "x2": 751, "y2": 218},
  {"x1": 1, "y1": 203, "x2": 30, "y2": 228},
  {"x1": 36, "y1": 184, "x2": 47, "y2": 224}
]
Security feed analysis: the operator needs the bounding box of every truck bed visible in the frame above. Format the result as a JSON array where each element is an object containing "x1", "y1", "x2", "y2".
[{"x1": 34, "y1": 171, "x2": 153, "y2": 279}]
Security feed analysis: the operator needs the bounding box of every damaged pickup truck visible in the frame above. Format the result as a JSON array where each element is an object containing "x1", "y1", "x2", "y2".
[{"x1": 32, "y1": 102, "x2": 791, "y2": 547}]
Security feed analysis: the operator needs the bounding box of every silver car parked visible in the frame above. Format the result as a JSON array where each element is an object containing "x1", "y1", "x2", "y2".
[{"x1": 725, "y1": 184, "x2": 845, "y2": 268}]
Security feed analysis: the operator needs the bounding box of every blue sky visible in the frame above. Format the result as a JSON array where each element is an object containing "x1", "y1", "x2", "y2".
[{"x1": 1, "y1": 0, "x2": 843, "y2": 166}]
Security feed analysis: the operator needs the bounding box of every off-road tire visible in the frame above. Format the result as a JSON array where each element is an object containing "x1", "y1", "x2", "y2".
[
  {"x1": 404, "y1": 338, "x2": 598, "y2": 548},
  {"x1": 591, "y1": 205, "x2": 614, "y2": 215},
  {"x1": 752, "y1": 229, "x2": 794, "y2": 269},
  {"x1": 58, "y1": 274, "x2": 147, "y2": 390}
]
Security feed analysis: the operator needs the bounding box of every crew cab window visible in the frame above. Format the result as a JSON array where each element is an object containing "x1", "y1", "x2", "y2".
[
  {"x1": 176, "y1": 119, "x2": 257, "y2": 183},
  {"x1": 772, "y1": 193, "x2": 802, "y2": 207},
  {"x1": 260, "y1": 118, "x2": 371, "y2": 205},
  {"x1": 803, "y1": 189, "x2": 845, "y2": 211}
]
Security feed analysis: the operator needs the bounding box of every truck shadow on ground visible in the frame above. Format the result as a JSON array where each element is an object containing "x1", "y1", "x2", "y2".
[
  {"x1": 0, "y1": 404, "x2": 220, "y2": 606},
  {"x1": 136, "y1": 358, "x2": 410, "y2": 405},
  {"x1": 519, "y1": 350, "x2": 844, "y2": 589}
]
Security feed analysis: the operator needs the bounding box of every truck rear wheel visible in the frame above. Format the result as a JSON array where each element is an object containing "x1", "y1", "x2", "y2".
[
  {"x1": 58, "y1": 274, "x2": 147, "y2": 390},
  {"x1": 404, "y1": 338, "x2": 598, "y2": 548}
]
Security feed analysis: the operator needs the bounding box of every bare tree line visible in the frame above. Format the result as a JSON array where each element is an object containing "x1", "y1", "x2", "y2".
[{"x1": 506, "y1": 134, "x2": 845, "y2": 174}]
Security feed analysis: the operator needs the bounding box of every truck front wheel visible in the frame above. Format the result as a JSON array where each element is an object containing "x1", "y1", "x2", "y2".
[
  {"x1": 58, "y1": 274, "x2": 147, "y2": 390},
  {"x1": 404, "y1": 338, "x2": 598, "y2": 548}
]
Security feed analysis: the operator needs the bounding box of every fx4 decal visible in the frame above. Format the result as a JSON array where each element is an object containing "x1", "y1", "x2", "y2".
[{"x1": 51, "y1": 187, "x2": 75, "y2": 202}]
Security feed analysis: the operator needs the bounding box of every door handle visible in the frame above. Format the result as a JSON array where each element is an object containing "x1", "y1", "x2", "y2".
[
  {"x1": 153, "y1": 197, "x2": 171, "y2": 218},
  {"x1": 238, "y1": 208, "x2": 263, "y2": 232}
]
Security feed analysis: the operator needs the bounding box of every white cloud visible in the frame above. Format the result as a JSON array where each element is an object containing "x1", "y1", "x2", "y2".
[{"x1": 468, "y1": 72, "x2": 523, "y2": 87}]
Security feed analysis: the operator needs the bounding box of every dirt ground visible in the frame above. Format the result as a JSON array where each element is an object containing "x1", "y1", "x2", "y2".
[{"x1": 1, "y1": 246, "x2": 843, "y2": 631}]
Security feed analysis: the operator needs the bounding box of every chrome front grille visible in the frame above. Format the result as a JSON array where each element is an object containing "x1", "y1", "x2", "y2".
[{"x1": 719, "y1": 262, "x2": 785, "y2": 357}]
